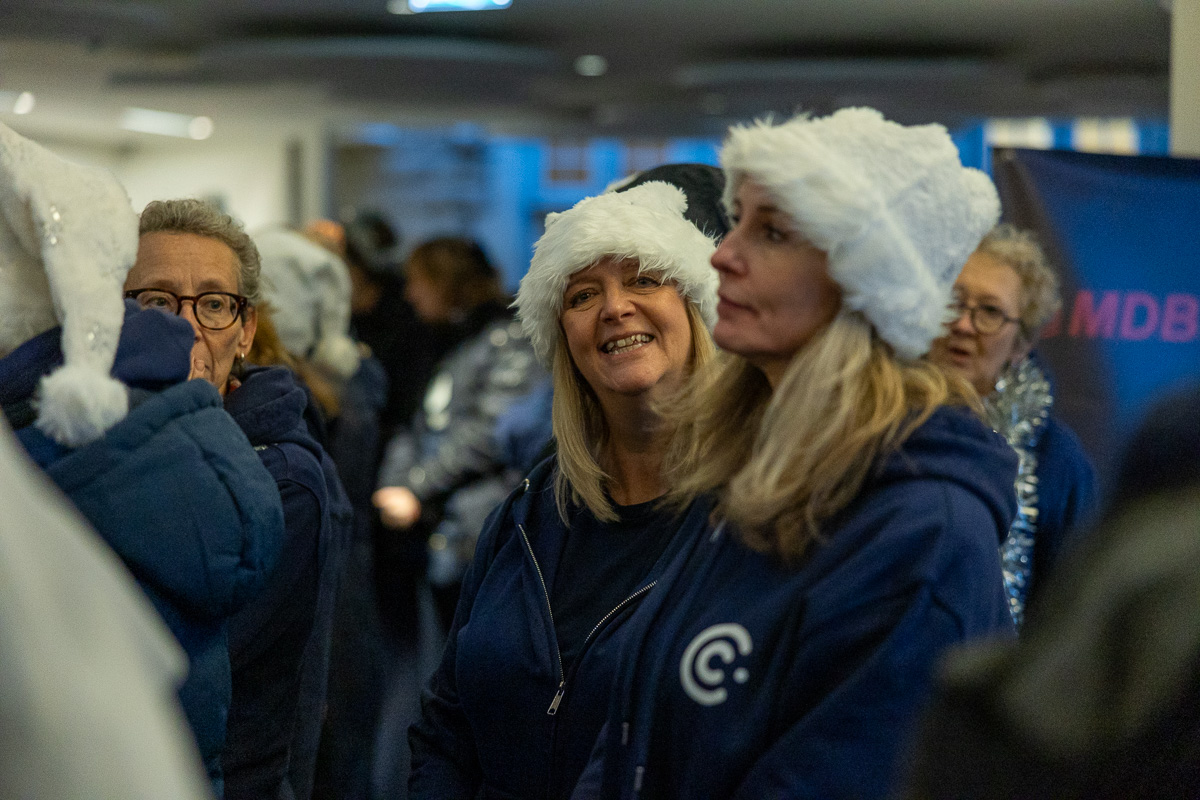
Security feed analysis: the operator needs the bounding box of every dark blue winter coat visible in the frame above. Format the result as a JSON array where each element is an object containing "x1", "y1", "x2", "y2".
[
  {"x1": 0, "y1": 303, "x2": 285, "y2": 796},
  {"x1": 222, "y1": 365, "x2": 352, "y2": 800},
  {"x1": 577, "y1": 405, "x2": 1019, "y2": 800},
  {"x1": 1027, "y1": 416, "x2": 1097, "y2": 605},
  {"x1": 409, "y1": 457, "x2": 712, "y2": 800}
]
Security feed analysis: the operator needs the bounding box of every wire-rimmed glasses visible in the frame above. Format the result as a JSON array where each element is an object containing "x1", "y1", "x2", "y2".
[{"x1": 948, "y1": 296, "x2": 1021, "y2": 336}]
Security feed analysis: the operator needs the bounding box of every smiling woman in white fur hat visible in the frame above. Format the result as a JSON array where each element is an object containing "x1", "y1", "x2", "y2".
[
  {"x1": 408, "y1": 164, "x2": 726, "y2": 800},
  {"x1": 574, "y1": 110, "x2": 1022, "y2": 800}
]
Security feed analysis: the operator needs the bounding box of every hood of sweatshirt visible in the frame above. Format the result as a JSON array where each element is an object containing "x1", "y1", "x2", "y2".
[{"x1": 873, "y1": 404, "x2": 1019, "y2": 543}]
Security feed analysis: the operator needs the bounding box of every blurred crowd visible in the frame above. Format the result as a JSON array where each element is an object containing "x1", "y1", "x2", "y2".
[{"x1": 0, "y1": 108, "x2": 1196, "y2": 800}]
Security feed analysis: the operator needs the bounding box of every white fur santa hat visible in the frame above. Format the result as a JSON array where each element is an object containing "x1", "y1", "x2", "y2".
[
  {"x1": 515, "y1": 177, "x2": 722, "y2": 367},
  {"x1": 0, "y1": 123, "x2": 136, "y2": 446},
  {"x1": 720, "y1": 107, "x2": 1000, "y2": 359},
  {"x1": 254, "y1": 226, "x2": 361, "y2": 380}
]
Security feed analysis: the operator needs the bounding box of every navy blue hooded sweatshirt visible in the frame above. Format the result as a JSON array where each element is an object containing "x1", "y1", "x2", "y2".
[
  {"x1": 0, "y1": 303, "x2": 285, "y2": 796},
  {"x1": 222, "y1": 365, "x2": 352, "y2": 800},
  {"x1": 409, "y1": 456, "x2": 713, "y2": 800},
  {"x1": 575, "y1": 405, "x2": 1019, "y2": 800}
]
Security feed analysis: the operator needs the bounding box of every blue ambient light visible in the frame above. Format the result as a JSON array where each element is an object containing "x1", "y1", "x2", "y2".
[{"x1": 394, "y1": 0, "x2": 512, "y2": 13}]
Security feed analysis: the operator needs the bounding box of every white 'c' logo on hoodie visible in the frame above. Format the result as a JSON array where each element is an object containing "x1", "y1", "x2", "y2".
[{"x1": 680, "y1": 623, "x2": 753, "y2": 706}]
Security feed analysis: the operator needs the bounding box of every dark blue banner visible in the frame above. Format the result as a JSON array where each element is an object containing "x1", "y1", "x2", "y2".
[{"x1": 993, "y1": 147, "x2": 1200, "y2": 476}]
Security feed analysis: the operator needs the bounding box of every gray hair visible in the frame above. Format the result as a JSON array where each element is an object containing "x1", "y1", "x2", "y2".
[
  {"x1": 976, "y1": 224, "x2": 1061, "y2": 340},
  {"x1": 138, "y1": 199, "x2": 263, "y2": 304}
]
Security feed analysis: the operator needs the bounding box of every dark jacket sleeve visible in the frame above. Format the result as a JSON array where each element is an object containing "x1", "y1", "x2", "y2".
[
  {"x1": 224, "y1": 470, "x2": 324, "y2": 800},
  {"x1": 730, "y1": 482, "x2": 1014, "y2": 800},
  {"x1": 1030, "y1": 419, "x2": 1099, "y2": 605},
  {"x1": 408, "y1": 498, "x2": 513, "y2": 798},
  {"x1": 381, "y1": 330, "x2": 543, "y2": 507}
]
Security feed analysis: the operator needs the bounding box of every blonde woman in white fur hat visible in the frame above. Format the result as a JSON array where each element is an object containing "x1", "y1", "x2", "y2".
[
  {"x1": 409, "y1": 164, "x2": 727, "y2": 800},
  {"x1": 575, "y1": 110, "x2": 1021, "y2": 800}
]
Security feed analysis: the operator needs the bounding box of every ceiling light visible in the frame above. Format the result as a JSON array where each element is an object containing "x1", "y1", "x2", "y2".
[
  {"x1": 984, "y1": 118, "x2": 1054, "y2": 150},
  {"x1": 187, "y1": 116, "x2": 215, "y2": 140},
  {"x1": 395, "y1": 0, "x2": 512, "y2": 13},
  {"x1": 12, "y1": 92, "x2": 35, "y2": 115},
  {"x1": 121, "y1": 107, "x2": 214, "y2": 140},
  {"x1": 0, "y1": 90, "x2": 36, "y2": 115},
  {"x1": 575, "y1": 55, "x2": 607, "y2": 77}
]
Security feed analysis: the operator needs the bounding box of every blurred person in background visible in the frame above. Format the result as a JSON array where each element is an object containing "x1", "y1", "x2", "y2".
[
  {"x1": 252, "y1": 225, "x2": 359, "y2": 422},
  {"x1": 251, "y1": 224, "x2": 404, "y2": 800},
  {"x1": 343, "y1": 211, "x2": 457, "y2": 441},
  {"x1": 0, "y1": 124, "x2": 284, "y2": 798},
  {"x1": 578, "y1": 109, "x2": 1015, "y2": 800},
  {"x1": 929, "y1": 225, "x2": 1097, "y2": 628},
  {"x1": 0, "y1": 414, "x2": 211, "y2": 800},
  {"x1": 911, "y1": 381, "x2": 1200, "y2": 799},
  {"x1": 372, "y1": 236, "x2": 544, "y2": 629},
  {"x1": 129, "y1": 199, "x2": 351, "y2": 800},
  {"x1": 409, "y1": 165, "x2": 726, "y2": 800}
]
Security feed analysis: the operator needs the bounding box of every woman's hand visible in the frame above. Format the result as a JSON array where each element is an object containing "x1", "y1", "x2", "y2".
[{"x1": 373, "y1": 486, "x2": 422, "y2": 529}]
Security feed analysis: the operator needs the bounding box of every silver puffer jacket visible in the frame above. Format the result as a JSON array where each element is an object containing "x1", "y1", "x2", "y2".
[{"x1": 377, "y1": 304, "x2": 545, "y2": 586}]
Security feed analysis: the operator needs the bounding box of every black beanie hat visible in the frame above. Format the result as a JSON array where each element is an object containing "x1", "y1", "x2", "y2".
[{"x1": 618, "y1": 162, "x2": 730, "y2": 242}]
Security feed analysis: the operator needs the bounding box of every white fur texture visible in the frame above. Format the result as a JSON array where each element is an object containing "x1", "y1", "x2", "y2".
[
  {"x1": 255, "y1": 226, "x2": 361, "y2": 379},
  {"x1": 720, "y1": 107, "x2": 1000, "y2": 359},
  {"x1": 35, "y1": 366, "x2": 130, "y2": 448},
  {"x1": 0, "y1": 122, "x2": 138, "y2": 444},
  {"x1": 311, "y1": 335, "x2": 362, "y2": 381},
  {"x1": 515, "y1": 181, "x2": 720, "y2": 367}
]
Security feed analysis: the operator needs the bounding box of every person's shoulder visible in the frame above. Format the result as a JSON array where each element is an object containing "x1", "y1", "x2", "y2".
[
  {"x1": 1038, "y1": 416, "x2": 1094, "y2": 474},
  {"x1": 257, "y1": 438, "x2": 326, "y2": 493},
  {"x1": 877, "y1": 405, "x2": 1018, "y2": 520},
  {"x1": 103, "y1": 379, "x2": 225, "y2": 448}
]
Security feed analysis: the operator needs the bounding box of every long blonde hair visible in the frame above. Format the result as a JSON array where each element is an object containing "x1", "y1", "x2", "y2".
[
  {"x1": 665, "y1": 311, "x2": 979, "y2": 564},
  {"x1": 553, "y1": 301, "x2": 716, "y2": 523}
]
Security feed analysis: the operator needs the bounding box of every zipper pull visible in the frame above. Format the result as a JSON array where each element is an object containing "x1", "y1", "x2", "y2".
[{"x1": 547, "y1": 682, "x2": 565, "y2": 715}]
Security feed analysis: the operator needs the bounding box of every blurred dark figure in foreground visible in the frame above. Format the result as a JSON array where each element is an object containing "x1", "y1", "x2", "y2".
[
  {"x1": 0, "y1": 414, "x2": 211, "y2": 800},
  {"x1": 910, "y1": 382, "x2": 1200, "y2": 799}
]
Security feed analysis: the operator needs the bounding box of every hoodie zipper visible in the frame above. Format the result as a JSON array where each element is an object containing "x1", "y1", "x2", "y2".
[
  {"x1": 518, "y1": 522, "x2": 660, "y2": 717},
  {"x1": 518, "y1": 523, "x2": 566, "y2": 714}
]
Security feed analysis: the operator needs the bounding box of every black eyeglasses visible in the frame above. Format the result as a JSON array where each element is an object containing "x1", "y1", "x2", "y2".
[
  {"x1": 948, "y1": 297, "x2": 1021, "y2": 336},
  {"x1": 125, "y1": 288, "x2": 248, "y2": 331}
]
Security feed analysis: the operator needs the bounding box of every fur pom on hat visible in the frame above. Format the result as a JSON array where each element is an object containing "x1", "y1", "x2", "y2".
[
  {"x1": 720, "y1": 107, "x2": 1000, "y2": 359},
  {"x1": 0, "y1": 123, "x2": 136, "y2": 446},
  {"x1": 515, "y1": 180, "x2": 720, "y2": 367},
  {"x1": 255, "y1": 226, "x2": 361, "y2": 380}
]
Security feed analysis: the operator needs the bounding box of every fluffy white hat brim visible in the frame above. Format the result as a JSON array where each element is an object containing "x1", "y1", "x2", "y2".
[
  {"x1": 720, "y1": 108, "x2": 1000, "y2": 359},
  {"x1": 515, "y1": 181, "x2": 719, "y2": 367}
]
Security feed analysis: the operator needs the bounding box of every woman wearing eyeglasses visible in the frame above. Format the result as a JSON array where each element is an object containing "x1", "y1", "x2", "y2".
[
  {"x1": 126, "y1": 199, "x2": 350, "y2": 800},
  {"x1": 929, "y1": 225, "x2": 1096, "y2": 628}
]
